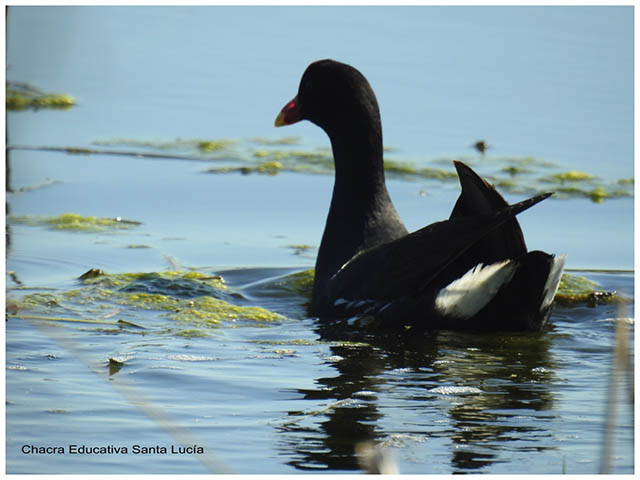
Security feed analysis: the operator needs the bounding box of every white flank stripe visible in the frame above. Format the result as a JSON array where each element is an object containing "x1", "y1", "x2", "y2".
[
  {"x1": 435, "y1": 260, "x2": 516, "y2": 319},
  {"x1": 378, "y1": 302, "x2": 392, "y2": 313},
  {"x1": 540, "y1": 254, "x2": 567, "y2": 311},
  {"x1": 334, "y1": 297, "x2": 382, "y2": 313}
]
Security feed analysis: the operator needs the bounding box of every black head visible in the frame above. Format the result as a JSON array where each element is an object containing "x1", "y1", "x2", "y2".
[{"x1": 275, "y1": 59, "x2": 382, "y2": 138}]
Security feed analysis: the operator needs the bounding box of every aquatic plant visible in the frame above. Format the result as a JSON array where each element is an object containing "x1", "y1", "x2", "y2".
[
  {"x1": 285, "y1": 244, "x2": 315, "y2": 256},
  {"x1": 9, "y1": 136, "x2": 633, "y2": 202},
  {"x1": 8, "y1": 213, "x2": 141, "y2": 232},
  {"x1": 8, "y1": 269, "x2": 285, "y2": 333},
  {"x1": 92, "y1": 137, "x2": 234, "y2": 152},
  {"x1": 555, "y1": 273, "x2": 628, "y2": 306},
  {"x1": 249, "y1": 136, "x2": 300, "y2": 145},
  {"x1": 6, "y1": 81, "x2": 75, "y2": 111}
]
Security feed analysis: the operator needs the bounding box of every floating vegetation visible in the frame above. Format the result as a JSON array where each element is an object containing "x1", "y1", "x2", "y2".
[
  {"x1": 3, "y1": 138, "x2": 240, "y2": 164},
  {"x1": 249, "y1": 136, "x2": 300, "y2": 146},
  {"x1": 285, "y1": 244, "x2": 315, "y2": 256},
  {"x1": 555, "y1": 273, "x2": 630, "y2": 306},
  {"x1": 172, "y1": 329, "x2": 210, "y2": 338},
  {"x1": 92, "y1": 137, "x2": 235, "y2": 153},
  {"x1": 382, "y1": 159, "x2": 458, "y2": 180},
  {"x1": 555, "y1": 186, "x2": 614, "y2": 203},
  {"x1": 167, "y1": 295, "x2": 283, "y2": 324},
  {"x1": 543, "y1": 170, "x2": 595, "y2": 183},
  {"x1": 208, "y1": 147, "x2": 461, "y2": 181},
  {"x1": 6, "y1": 81, "x2": 75, "y2": 111},
  {"x1": 79, "y1": 269, "x2": 228, "y2": 294},
  {"x1": 10, "y1": 135, "x2": 633, "y2": 203},
  {"x1": 10, "y1": 178, "x2": 62, "y2": 194},
  {"x1": 270, "y1": 269, "x2": 315, "y2": 299},
  {"x1": 250, "y1": 149, "x2": 334, "y2": 174},
  {"x1": 197, "y1": 140, "x2": 232, "y2": 152},
  {"x1": 8, "y1": 269, "x2": 286, "y2": 333},
  {"x1": 536, "y1": 171, "x2": 623, "y2": 204},
  {"x1": 8, "y1": 213, "x2": 142, "y2": 232},
  {"x1": 501, "y1": 165, "x2": 531, "y2": 176},
  {"x1": 206, "y1": 160, "x2": 284, "y2": 175}
]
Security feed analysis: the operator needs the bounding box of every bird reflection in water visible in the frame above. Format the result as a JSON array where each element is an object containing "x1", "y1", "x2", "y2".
[{"x1": 274, "y1": 325, "x2": 557, "y2": 473}]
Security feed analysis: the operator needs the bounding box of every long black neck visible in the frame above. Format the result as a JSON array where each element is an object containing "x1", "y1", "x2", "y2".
[{"x1": 312, "y1": 123, "x2": 407, "y2": 311}]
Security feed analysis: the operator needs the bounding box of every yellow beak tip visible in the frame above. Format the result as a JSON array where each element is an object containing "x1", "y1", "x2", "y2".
[{"x1": 274, "y1": 112, "x2": 286, "y2": 127}]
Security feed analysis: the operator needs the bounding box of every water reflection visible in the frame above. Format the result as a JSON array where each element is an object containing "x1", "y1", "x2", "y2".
[
  {"x1": 277, "y1": 324, "x2": 557, "y2": 472},
  {"x1": 277, "y1": 339, "x2": 391, "y2": 471},
  {"x1": 432, "y1": 331, "x2": 557, "y2": 472}
]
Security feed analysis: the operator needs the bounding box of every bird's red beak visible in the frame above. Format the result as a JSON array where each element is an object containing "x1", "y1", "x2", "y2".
[{"x1": 275, "y1": 95, "x2": 302, "y2": 127}]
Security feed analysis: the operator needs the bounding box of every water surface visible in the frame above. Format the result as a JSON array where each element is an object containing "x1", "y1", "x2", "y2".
[{"x1": 6, "y1": 6, "x2": 634, "y2": 474}]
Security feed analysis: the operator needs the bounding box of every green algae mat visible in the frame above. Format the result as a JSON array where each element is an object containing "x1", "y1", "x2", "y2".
[
  {"x1": 7, "y1": 259, "x2": 627, "y2": 336},
  {"x1": 8, "y1": 135, "x2": 633, "y2": 203},
  {"x1": 8, "y1": 213, "x2": 142, "y2": 232},
  {"x1": 6, "y1": 82, "x2": 75, "y2": 111},
  {"x1": 8, "y1": 269, "x2": 288, "y2": 337}
]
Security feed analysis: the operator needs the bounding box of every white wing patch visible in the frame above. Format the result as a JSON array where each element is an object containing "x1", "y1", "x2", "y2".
[
  {"x1": 435, "y1": 260, "x2": 516, "y2": 319},
  {"x1": 540, "y1": 253, "x2": 567, "y2": 311}
]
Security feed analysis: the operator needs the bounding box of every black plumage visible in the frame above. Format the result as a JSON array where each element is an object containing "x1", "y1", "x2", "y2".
[{"x1": 275, "y1": 59, "x2": 565, "y2": 331}]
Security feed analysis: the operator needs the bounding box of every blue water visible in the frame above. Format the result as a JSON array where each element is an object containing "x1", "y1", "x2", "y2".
[{"x1": 5, "y1": 6, "x2": 634, "y2": 474}]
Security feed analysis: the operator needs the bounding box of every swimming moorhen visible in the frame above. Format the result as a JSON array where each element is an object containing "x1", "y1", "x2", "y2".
[{"x1": 275, "y1": 59, "x2": 565, "y2": 331}]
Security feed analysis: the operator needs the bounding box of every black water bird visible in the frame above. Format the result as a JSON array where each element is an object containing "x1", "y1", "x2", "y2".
[{"x1": 275, "y1": 59, "x2": 565, "y2": 331}]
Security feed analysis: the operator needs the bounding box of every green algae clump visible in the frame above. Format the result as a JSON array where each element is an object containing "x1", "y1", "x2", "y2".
[
  {"x1": 79, "y1": 270, "x2": 228, "y2": 297},
  {"x1": 286, "y1": 244, "x2": 315, "y2": 256},
  {"x1": 587, "y1": 187, "x2": 608, "y2": 203},
  {"x1": 6, "y1": 82, "x2": 75, "y2": 111},
  {"x1": 170, "y1": 296, "x2": 282, "y2": 325},
  {"x1": 9, "y1": 213, "x2": 141, "y2": 232},
  {"x1": 206, "y1": 160, "x2": 284, "y2": 175},
  {"x1": 554, "y1": 185, "x2": 629, "y2": 203},
  {"x1": 384, "y1": 160, "x2": 458, "y2": 181},
  {"x1": 249, "y1": 136, "x2": 300, "y2": 146},
  {"x1": 501, "y1": 165, "x2": 531, "y2": 176},
  {"x1": 276, "y1": 269, "x2": 315, "y2": 299},
  {"x1": 555, "y1": 273, "x2": 626, "y2": 306},
  {"x1": 196, "y1": 140, "x2": 233, "y2": 152},
  {"x1": 93, "y1": 137, "x2": 234, "y2": 153},
  {"x1": 12, "y1": 269, "x2": 284, "y2": 331},
  {"x1": 544, "y1": 171, "x2": 595, "y2": 183}
]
